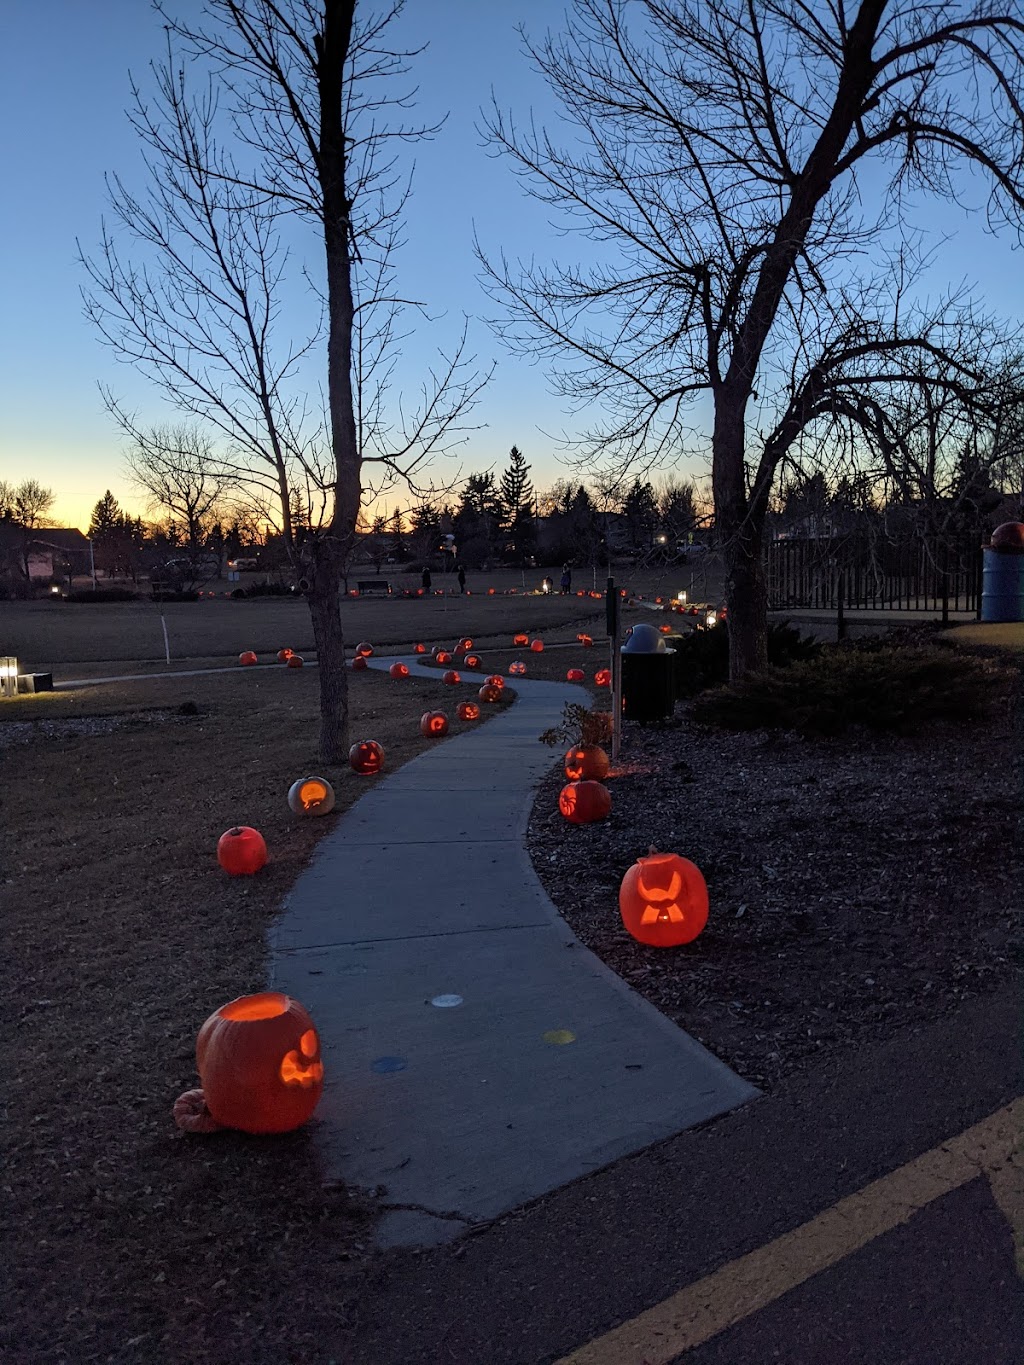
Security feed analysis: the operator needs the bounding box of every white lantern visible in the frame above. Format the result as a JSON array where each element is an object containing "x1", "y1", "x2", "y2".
[{"x1": 0, "y1": 657, "x2": 18, "y2": 699}]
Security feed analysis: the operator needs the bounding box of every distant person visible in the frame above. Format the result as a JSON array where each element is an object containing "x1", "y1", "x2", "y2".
[
  {"x1": 560, "y1": 564, "x2": 572, "y2": 594},
  {"x1": 457, "y1": 564, "x2": 467, "y2": 594},
  {"x1": 422, "y1": 566, "x2": 432, "y2": 592}
]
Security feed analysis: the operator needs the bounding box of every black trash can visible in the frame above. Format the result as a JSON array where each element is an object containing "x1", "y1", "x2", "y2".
[{"x1": 621, "y1": 622, "x2": 675, "y2": 722}]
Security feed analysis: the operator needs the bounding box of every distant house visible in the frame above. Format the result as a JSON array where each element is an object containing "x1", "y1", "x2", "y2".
[{"x1": 23, "y1": 528, "x2": 92, "y2": 580}]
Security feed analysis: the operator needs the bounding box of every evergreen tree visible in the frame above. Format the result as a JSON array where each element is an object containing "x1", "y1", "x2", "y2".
[
  {"x1": 498, "y1": 446, "x2": 537, "y2": 564},
  {"x1": 622, "y1": 479, "x2": 658, "y2": 551}
]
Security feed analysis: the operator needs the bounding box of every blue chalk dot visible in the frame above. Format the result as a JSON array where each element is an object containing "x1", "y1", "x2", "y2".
[{"x1": 371, "y1": 1055, "x2": 408, "y2": 1074}]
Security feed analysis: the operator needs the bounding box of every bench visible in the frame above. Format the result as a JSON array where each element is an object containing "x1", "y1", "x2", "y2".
[{"x1": 356, "y1": 579, "x2": 392, "y2": 595}]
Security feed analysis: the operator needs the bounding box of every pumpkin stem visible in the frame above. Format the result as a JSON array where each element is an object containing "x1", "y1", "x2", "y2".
[{"x1": 647, "y1": 844, "x2": 659, "y2": 856}]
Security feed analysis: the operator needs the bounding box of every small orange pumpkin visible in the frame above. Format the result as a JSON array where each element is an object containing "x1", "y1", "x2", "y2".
[
  {"x1": 389, "y1": 662, "x2": 410, "y2": 679},
  {"x1": 558, "y1": 781, "x2": 612, "y2": 824},
  {"x1": 287, "y1": 654, "x2": 304, "y2": 668},
  {"x1": 659, "y1": 623, "x2": 672, "y2": 634},
  {"x1": 414, "y1": 642, "x2": 427, "y2": 653},
  {"x1": 485, "y1": 674, "x2": 505, "y2": 689},
  {"x1": 478, "y1": 683, "x2": 503, "y2": 703},
  {"x1": 564, "y1": 745, "x2": 610, "y2": 782},
  {"x1": 349, "y1": 740, "x2": 384, "y2": 774},
  {"x1": 420, "y1": 710, "x2": 449, "y2": 736},
  {"x1": 619, "y1": 850, "x2": 709, "y2": 948},
  {"x1": 578, "y1": 634, "x2": 593, "y2": 646},
  {"x1": 509, "y1": 660, "x2": 527, "y2": 675},
  {"x1": 457, "y1": 700, "x2": 481, "y2": 721},
  {"x1": 436, "y1": 650, "x2": 453, "y2": 665},
  {"x1": 196, "y1": 992, "x2": 324, "y2": 1134},
  {"x1": 217, "y1": 826, "x2": 268, "y2": 876},
  {"x1": 513, "y1": 633, "x2": 529, "y2": 646},
  {"x1": 351, "y1": 655, "x2": 368, "y2": 671},
  {"x1": 463, "y1": 654, "x2": 481, "y2": 669},
  {"x1": 355, "y1": 641, "x2": 374, "y2": 657},
  {"x1": 442, "y1": 669, "x2": 461, "y2": 685},
  {"x1": 567, "y1": 668, "x2": 585, "y2": 682},
  {"x1": 530, "y1": 639, "x2": 544, "y2": 652},
  {"x1": 277, "y1": 648, "x2": 294, "y2": 662},
  {"x1": 594, "y1": 668, "x2": 611, "y2": 687},
  {"x1": 239, "y1": 650, "x2": 258, "y2": 666}
]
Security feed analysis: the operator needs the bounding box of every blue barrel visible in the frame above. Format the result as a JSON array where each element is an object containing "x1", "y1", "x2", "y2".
[{"x1": 981, "y1": 546, "x2": 1024, "y2": 622}]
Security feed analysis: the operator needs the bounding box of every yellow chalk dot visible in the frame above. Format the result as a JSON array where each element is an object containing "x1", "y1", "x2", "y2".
[{"x1": 543, "y1": 1029, "x2": 577, "y2": 1046}]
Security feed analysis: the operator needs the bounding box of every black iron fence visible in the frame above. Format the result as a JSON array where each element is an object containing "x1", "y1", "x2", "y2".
[{"x1": 767, "y1": 533, "x2": 982, "y2": 620}]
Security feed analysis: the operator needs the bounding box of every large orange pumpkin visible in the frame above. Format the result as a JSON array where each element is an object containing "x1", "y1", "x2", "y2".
[
  {"x1": 594, "y1": 668, "x2": 611, "y2": 687},
  {"x1": 389, "y1": 662, "x2": 410, "y2": 679},
  {"x1": 420, "y1": 710, "x2": 449, "y2": 736},
  {"x1": 457, "y1": 700, "x2": 481, "y2": 720},
  {"x1": 478, "y1": 683, "x2": 503, "y2": 703},
  {"x1": 618, "y1": 850, "x2": 709, "y2": 948},
  {"x1": 558, "y1": 781, "x2": 612, "y2": 824},
  {"x1": 196, "y1": 992, "x2": 324, "y2": 1134},
  {"x1": 349, "y1": 740, "x2": 384, "y2": 774},
  {"x1": 217, "y1": 826, "x2": 268, "y2": 875},
  {"x1": 564, "y1": 745, "x2": 610, "y2": 781}
]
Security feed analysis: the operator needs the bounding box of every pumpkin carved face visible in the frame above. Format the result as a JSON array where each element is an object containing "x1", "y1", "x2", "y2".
[
  {"x1": 414, "y1": 643, "x2": 427, "y2": 653},
  {"x1": 436, "y1": 650, "x2": 452, "y2": 665},
  {"x1": 349, "y1": 740, "x2": 384, "y2": 774},
  {"x1": 559, "y1": 780, "x2": 612, "y2": 824},
  {"x1": 566, "y1": 668, "x2": 585, "y2": 682},
  {"x1": 619, "y1": 851, "x2": 709, "y2": 948},
  {"x1": 355, "y1": 642, "x2": 374, "y2": 657},
  {"x1": 217, "y1": 826, "x2": 268, "y2": 876},
  {"x1": 594, "y1": 668, "x2": 611, "y2": 687},
  {"x1": 287, "y1": 776, "x2": 336, "y2": 816},
  {"x1": 659, "y1": 623, "x2": 672, "y2": 634},
  {"x1": 239, "y1": 651, "x2": 258, "y2": 666},
  {"x1": 513, "y1": 633, "x2": 529, "y2": 646},
  {"x1": 478, "y1": 683, "x2": 503, "y2": 703},
  {"x1": 463, "y1": 654, "x2": 481, "y2": 669},
  {"x1": 442, "y1": 669, "x2": 461, "y2": 685},
  {"x1": 196, "y1": 992, "x2": 324, "y2": 1134},
  {"x1": 485, "y1": 674, "x2": 505, "y2": 689},
  {"x1": 420, "y1": 710, "x2": 449, "y2": 736},
  {"x1": 564, "y1": 745, "x2": 610, "y2": 782},
  {"x1": 277, "y1": 648, "x2": 294, "y2": 662},
  {"x1": 508, "y1": 660, "x2": 527, "y2": 676},
  {"x1": 457, "y1": 700, "x2": 481, "y2": 721},
  {"x1": 576, "y1": 633, "x2": 593, "y2": 646},
  {"x1": 389, "y1": 662, "x2": 410, "y2": 679}
]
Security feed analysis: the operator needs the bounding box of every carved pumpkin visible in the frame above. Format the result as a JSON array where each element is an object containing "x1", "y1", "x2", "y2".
[
  {"x1": 485, "y1": 674, "x2": 505, "y2": 688},
  {"x1": 464, "y1": 654, "x2": 481, "y2": 669},
  {"x1": 351, "y1": 655, "x2": 368, "y2": 671},
  {"x1": 530, "y1": 639, "x2": 544, "y2": 652},
  {"x1": 442, "y1": 669, "x2": 461, "y2": 685},
  {"x1": 349, "y1": 740, "x2": 384, "y2": 774},
  {"x1": 564, "y1": 745, "x2": 610, "y2": 781},
  {"x1": 457, "y1": 637, "x2": 474, "y2": 651},
  {"x1": 457, "y1": 700, "x2": 481, "y2": 721},
  {"x1": 420, "y1": 710, "x2": 449, "y2": 736},
  {"x1": 287, "y1": 654, "x2": 304, "y2": 668},
  {"x1": 196, "y1": 992, "x2": 324, "y2": 1134},
  {"x1": 217, "y1": 826, "x2": 268, "y2": 876},
  {"x1": 488, "y1": 587, "x2": 495, "y2": 595},
  {"x1": 414, "y1": 643, "x2": 427, "y2": 654},
  {"x1": 558, "y1": 780, "x2": 612, "y2": 824},
  {"x1": 659, "y1": 623, "x2": 672, "y2": 634},
  {"x1": 277, "y1": 648, "x2": 294, "y2": 662},
  {"x1": 436, "y1": 650, "x2": 453, "y2": 665},
  {"x1": 287, "y1": 776, "x2": 336, "y2": 816},
  {"x1": 355, "y1": 642, "x2": 374, "y2": 657},
  {"x1": 508, "y1": 660, "x2": 527, "y2": 676},
  {"x1": 577, "y1": 634, "x2": 593, "y2": 647},
  {"x1": 513, "y1": 633, "x2": 529, "y2": 646},
  {"x1": 478, "y1": 683, "x2": 503, "y2": 703},
  {"x1": 389, "y1": 662, "x2": 410, "y2": 679},
  {"x1": 566, "y1": 668, "x2": 585, "y2": 682},
  {"x1": 619, "y1": 850, "x2": 709, "y2": 948},
  {"x1": 239, "y1": 651, "x2": 258, "y2": 666},
  {"x1": 595, "y1": 668, "x2": 611, "y2": 687}
]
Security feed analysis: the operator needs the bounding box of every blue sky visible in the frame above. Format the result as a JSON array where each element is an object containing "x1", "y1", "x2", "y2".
[{"x1": 2, "y1": 1, "x2": 1023, "y2": 531}]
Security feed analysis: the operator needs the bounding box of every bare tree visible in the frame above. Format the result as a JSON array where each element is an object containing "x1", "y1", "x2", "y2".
[
  {"x1": 81, "y1": 1, "x2": 489, "y2": 760},
  {"x1": 124, "y1": 421, "x2": 232, "y2": 577},
  {"x1": 482, "y1": 0, "x2": 1024, "y2": 678}
]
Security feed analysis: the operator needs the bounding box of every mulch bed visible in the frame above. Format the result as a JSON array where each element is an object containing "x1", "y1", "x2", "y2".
[{"x1": 528, "y1": 661, "x2": 1022, "y2": 1090}]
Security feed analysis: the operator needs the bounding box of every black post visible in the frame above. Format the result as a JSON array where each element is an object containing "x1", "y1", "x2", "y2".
[{"x1": 836, "y1": 568, "x2": 846, "y2": 641}]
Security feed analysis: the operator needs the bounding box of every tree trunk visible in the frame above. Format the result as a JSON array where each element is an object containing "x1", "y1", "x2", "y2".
[
  {"x1": 306, "y1": 548, "x2": 348, "y2": 764},
  {"x1": 723, "y1": 531, "x2": 769, "y2": 682},
  {"x1": 713, "y1": 393, "x2": 769, "y2": 682}
]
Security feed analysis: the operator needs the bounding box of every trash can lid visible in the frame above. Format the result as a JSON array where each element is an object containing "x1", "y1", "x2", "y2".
[{"x1": 621, "y1": 622, "x2": 668, "y2": 653}]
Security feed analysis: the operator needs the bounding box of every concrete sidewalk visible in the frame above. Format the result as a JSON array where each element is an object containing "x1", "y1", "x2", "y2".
[{"x1": 269, "y1": 656, "x2": 757, "y2": 1249}]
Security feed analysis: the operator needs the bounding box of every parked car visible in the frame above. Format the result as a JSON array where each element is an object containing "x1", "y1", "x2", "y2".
[{"x1": 227, "y1": 557, "x2": 259, "y2": 571}]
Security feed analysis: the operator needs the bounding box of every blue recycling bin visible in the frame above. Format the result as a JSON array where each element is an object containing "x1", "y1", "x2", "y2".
[{"x1": 981, "y1": 531, "x2": 1024, "y2": 623}]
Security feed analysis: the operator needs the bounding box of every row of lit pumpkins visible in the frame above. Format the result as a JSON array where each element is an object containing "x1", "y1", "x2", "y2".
[{"x1": 179, "y1": 837, "x2": 710, "y2": 1135}]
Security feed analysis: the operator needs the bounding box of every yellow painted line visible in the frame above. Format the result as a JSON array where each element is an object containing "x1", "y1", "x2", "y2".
[{"x1": 557, "y1": 1098, "x2": 1023, "y2": 1365}]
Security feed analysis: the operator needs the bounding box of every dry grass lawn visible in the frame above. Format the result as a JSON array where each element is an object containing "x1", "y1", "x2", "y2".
[{"x1": 1, "y1": 663, "x2": 514, "y2": 1363}]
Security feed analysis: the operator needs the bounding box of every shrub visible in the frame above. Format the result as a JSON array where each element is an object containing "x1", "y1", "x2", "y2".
[
  {"x1": 65, "y1": 588, "x2": 140, "y2": 603},
  {"x1": 243, "y1": 581, "x2": 296, "y2": 598},
  {"x1": 539, "y1": 700, "x2": 614, "y2": 748},
  {"x1": 671, "y1": 620, "x2": 821, "y2": 697},
  {"x1": 692, "y1": 645, "x2": 1011, "y2": 736},
  {"x1": 151, "y1": 590, "x2": 199, "y2": 603}
]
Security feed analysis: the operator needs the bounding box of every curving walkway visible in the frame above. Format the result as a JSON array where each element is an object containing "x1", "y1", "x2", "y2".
[{"x1": 269, "y1": 656, "x2": 757, "y2": 1249}]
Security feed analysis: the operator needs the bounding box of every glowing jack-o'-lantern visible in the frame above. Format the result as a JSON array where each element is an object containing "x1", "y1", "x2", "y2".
[
  {"x1": 619, "y1": 849, "x2": 709, "y2": 948},
  {"x1": 239, "y1": 651, "x2": 258, "y2": 666},
  {"x1": 217, "y1": 826, "x2": 268, "y2": 876},
  {"x1": 351, "y1": 655, "x2": 368, "y2": 671},
  {"x1": 485, "y1": 674, "x2": 505, "y2": 689},
  {"x1": 287, "y1": 776, "x2": 336, "y2": 816},
  {"x1": 564, "y1": 745, "x2": 610, "y2": 782},
  {"x1": 513, "y1": 633, "x2": 529, "y2": 646},
  {"x1": 457, "y1": 700, "x2": 481, "y2": 721},
  {"x1": 659, "y1": 623, "x2": 672, "y2": 634},
  {"x1": 349, "y1": 740, "x2": 384, "y2": 774},
  {"x1": 355, "y1": 641, "x2": 374, "y2": 657},
  {"x1": 414, "y1": 643, "x2": 427, "y2": 654},
  {"x1": 277, "y1": 648, "x2": 294, "y2": 662},
  {"x1": 389, "y1": 662, "x2": 410, "y2": 679},
  {"x1": 595, "y1": 668, "x2": 611, "y2": 687},
  {"x1": 508, "y1": 660, "x2": 527, "y2": 676},
  {"x1": 436, "y1": 650, "x2": 453, "y2": 665},
  {"x1": 287, "y1": 654, "x2": 304, "y2": 668},
  {"x1": 195, "y1": 992, "x2": 324, "y2": 1134},
  {"x1": 442, "y1": 669, "x2": 461, "y2": 685},
  {"x1": 455, "y1": 637, "x2": 473, "y2": 652},
  {"x1": 464, "y1": 654, "x2": 482, "y2": 669},
  {"x1": 530, "y1": 639, "x2": 544, "y2": 653},
  {"x1": 577, "y1": 634, "x2": 593, "y2": 647},
  {"x1": 567, "y1": 668, "x2": 585, "y2": 682},
  {"x1": 558, "y1": 780, "x2": 612, "y2": 824},
  {"x1": 420, "y1": 710, "x2": 449, "y2": 736},
  {"x1": 478, "y1": 683, "x2": 503, "y2": 703}
]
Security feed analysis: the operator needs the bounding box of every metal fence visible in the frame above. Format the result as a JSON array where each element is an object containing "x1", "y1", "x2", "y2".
[{"x1": 767, "y1": 533, "x2": 982, "y2": 619}]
